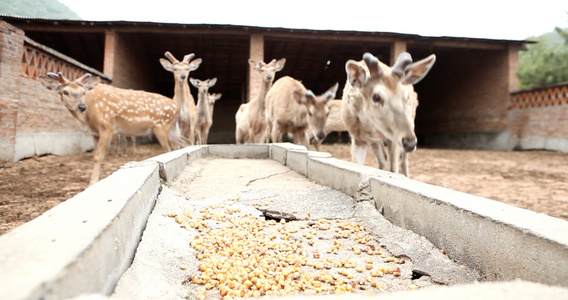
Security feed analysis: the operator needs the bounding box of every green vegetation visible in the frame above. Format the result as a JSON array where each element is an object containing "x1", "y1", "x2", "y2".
[
  {"x1": 518, "y1": 26, "x2": 568, "y2": 90},
  {"x1": 0, "y1": 0, "x2": 80, "y2": 20}
]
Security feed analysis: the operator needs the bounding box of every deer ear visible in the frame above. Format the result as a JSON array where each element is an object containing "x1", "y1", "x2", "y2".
[
  {"x1": 83, "y1": 76, "x2": 101, "y2": 91},
  {"x1": 293, "y1": 89, "x2": 307, "y2": 104},
  {"x1": 159, "y1": 58, "x2": 174, "y2": 72},
  {"x1": 208, "y1": 78, "x2": 217, "y2": 87},
  {"x1": 346, "y1": 60, "x2": 368, "y2": 88},
  {"x1": 275, "y1": 58, "x2": 286, "y2": 72},
  {"x1": 188, "y1": 58, "x2": 202, "y2": 71},
  {"x1": 39, "y1": 74, "x2": 60, "y2": 90},
  {"x1": 214, "y1": 93, "x2": 222, "y2": 100},
  {"x1": 402, "y1": 54, "x2": 436, "y2": 85},
  {"x1": 323, "y1": 82, "x2": 339, "y2": 103},
  {"x1": 189, "y1": 78, "x2": 199, "y2": 87}
]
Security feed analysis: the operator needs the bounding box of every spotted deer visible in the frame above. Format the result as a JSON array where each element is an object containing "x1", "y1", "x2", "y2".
[
  {"x1": 159, "y1": 51, "x2": 202, "y2": 146},
  {"x1": 190, "y1": 77, "x2": 217, "y2": 145},
  {"x1": 265, "y1": 76, "x2": 338, "y2": 147},
  {"x1": 235, "y1": 58, "x2": 286, "y2": 144},
  {"x1": 341, "y1": 52, "x2": 435, "y2": 176},
  {"x1": 40, "y1": 72, "x2": 188, "y2": 186}
]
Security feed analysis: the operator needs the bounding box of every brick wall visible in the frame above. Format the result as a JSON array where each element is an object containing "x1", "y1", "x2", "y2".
[
  {"x1": 0, "y1": 22, "x2": 23, "y2": 161},
  {"x1": 248, "y1": 34, "x2": 264, "y2": 103},
  {"x1": 0, "y1": 21, "x2": 100, "y2": 163},
  {"x1": 508, "y1": 83, "x2": 568, "y2": 151},
  {"x1": 416, "y1": 48, "x2": 513, "y2": 149},
  {"x1": 111, "y1": 33, "x2": 158, "y2": 92}
]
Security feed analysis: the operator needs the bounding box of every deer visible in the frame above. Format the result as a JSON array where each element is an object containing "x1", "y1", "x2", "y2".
[
  {"x1": 40, "y1": 72, "x2": 189, "y2": 186},
  {"x1": 235, "y1": 103, "x2": 249, "y2": 144},
  {"x1": 109, "y1": 134, "x2": 136, "y2": 157},
  {"x1": 207, "y1": 93, "x2": 222, "y2": 119},
  {"x1": 341, "y1": 52, "x2": 436, "y2": 176},
  {"x1": 159, "y1": 51, "x2": 202, "y2": 146},
  {"x1": 265, "y1": 76, "x2": 338, "y2": 147},
  {"x1": 190, "y1": 77, "x2": 217, "y2": 145},
  {"x1": 235, "y1": 58, "x2": 286, "y2": 144},
  {"x1": 308, "y1": 99, "x2": 347, "y2": 151}
]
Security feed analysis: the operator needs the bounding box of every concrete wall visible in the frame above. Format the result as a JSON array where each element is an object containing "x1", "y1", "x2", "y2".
[{"x1": 0, "y1": 144, "x2": 566, "y2": 300}]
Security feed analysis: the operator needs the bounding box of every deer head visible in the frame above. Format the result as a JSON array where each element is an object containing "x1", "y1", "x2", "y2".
[
  {"x1": 189, "y1": 78, "x2": 217, "y2": 95},
  {"x1": 249, "y1": 58, "x2": 286, "y2": 83},
  {"x1": 160, "y1": 51, "x2": 202, "y2": 83},
  {"x1": 345, "y1": 52, "x2": 435, "y2": 152},
  {"x1": 294, "y1": 82, "x2": 339, "y2": 141},
  {"x1": 40, "y1": 72, "x2": 100, "y2": 113}
]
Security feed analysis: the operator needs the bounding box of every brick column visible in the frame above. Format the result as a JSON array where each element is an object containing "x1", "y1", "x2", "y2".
[
  {"x1": 103, "y1": 30, "x2": 116, "y2": 79},
  {"x1": 0, "y1": 21, "x2": 24, "y2": 163},
  {"x1": 390, "y1": 41, "x2": 407, "y2": 65},
  {"x1": 507, "y1": 44, "x2": 520, "y2": 92},
  {"x1": 248, "y1": 34, "x2": 264, "y2": 102}
]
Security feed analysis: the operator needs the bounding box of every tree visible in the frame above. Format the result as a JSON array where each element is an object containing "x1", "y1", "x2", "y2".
[
  {"x1": 517, "y1": 27, "x2": 568, "y2": 90},
  {"x1": 0, "y1": 0, "x2": 81, "y2": 20}
]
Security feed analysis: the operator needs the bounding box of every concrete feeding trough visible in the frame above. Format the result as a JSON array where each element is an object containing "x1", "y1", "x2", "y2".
[{"x1": 0, "y1": 143, "x2": 567, "y2": 300}]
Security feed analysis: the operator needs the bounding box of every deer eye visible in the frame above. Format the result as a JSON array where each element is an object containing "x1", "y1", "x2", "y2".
[
  {"x1": 63, "y1": 90, "x2": 70, "y2": 96},
  {"x1": 372, "y1": 93, "x2": 383, "y2": 104}
]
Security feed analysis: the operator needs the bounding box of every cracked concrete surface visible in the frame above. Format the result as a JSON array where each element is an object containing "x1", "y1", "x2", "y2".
[{"x1": 109, "y1": 158, "x2": 479, "y2": 299}]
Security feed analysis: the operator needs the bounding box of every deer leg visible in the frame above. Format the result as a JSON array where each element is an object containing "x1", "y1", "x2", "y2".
[
  {"x1": 130, "y1": 137, "x2": 136, "y2": 155},
  {"x1": 271, "y1": 123, "x2": 283, "y2": 143},
  {"x1": 195, "y1": 127, "x2": 202, "y2": 146},
  {"x1": 235, "y1": 127, "x2": 243, "y2": 144},
  {"x1": 293, "y1": 131, "x2": 309, "y2": 148},
  {"x1": 388, "y1": 141, "x2": 400, "y2": 174},
  {"x1": 400, "y1": 151, "x2": 409, "y2": 177},
  {"x1": 154, "y1": 127, "x2": 172, "y2": 152},
  {"x1": 351, "y1": 139, "x2": 368, "y2": 165},
  {"x1": 371, "y1": 142, "x2": 387, "y2": 170},
  {"x1": 89, "y1": 129, "x2": 113, "y2": 186}
]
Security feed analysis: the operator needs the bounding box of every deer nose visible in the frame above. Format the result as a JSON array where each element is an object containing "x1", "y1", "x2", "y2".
[
  {"x1": 180, "y1": 74, "x2": 186, "y2": 80},
  {"x1": 266, "y1": 74, "x2": 272, "y2": 81},
  {"x1": 78, "y1": 103, "x2": 87, "y2": 112},
  {"x1": 402, "y1": 137, "x2": 417, "y2": 152},
  {"x1": 316, "y1": 132, "x2": 326, "y2": 141}
]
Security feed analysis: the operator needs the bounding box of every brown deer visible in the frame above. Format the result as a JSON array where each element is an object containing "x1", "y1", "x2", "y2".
[
  {"x1": 235, "y1": 58, "x2": 286, "y2": 144},
  {"x1": 207, "y1": 93, "x2": 222, "y2": 119},
  {"x1": 159, "y1": 51, "x2": 202, "y2": 145},
  {"x1": 189, "y1": 77, "x2": 217, "y2": 145},
  {"x1": 341, "y1": 52, "x2": 435, "y2": 176},
  {"x1": 235, "y1": 103, "x2": 250, "y2": 144},
  {"x1": 40, "y1": 72, "x2": 188, "y2": 186},
  {"x1": 308, "y1": 99, "x2": 346, "y2": 151},
  {"x1": 265, "y1": 76, "x2": 338, "y2": 147}
]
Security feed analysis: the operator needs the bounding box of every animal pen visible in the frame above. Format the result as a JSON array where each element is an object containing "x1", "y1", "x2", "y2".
[{"x1": 0, "y1": 18, "x2": 567, "y2": 299}]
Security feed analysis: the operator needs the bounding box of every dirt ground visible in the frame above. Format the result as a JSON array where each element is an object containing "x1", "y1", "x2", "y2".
[{"x1": 1, "y1": 142, "x2": 568, "y2": 234}]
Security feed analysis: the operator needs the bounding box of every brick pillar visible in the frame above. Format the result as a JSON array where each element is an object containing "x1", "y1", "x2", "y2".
[
  {"x1": 390, "y1": 41, "x2": 407, "y2": 65},
  {"x1": 248, "y1": 34, "x2": 264, "y2": 102},
  {"x1": 103, "y1": 30, "x2": 116, "y2": 79},
  {"x1": 508, "y1": 44, "x2": 520, "y2": 92},
  {"x1": 0, "y1": 21, "x2": 24, "y2": 163}
]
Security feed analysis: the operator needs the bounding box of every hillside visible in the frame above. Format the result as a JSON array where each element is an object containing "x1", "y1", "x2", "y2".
[{"x1": 0, "y1": 0, "x2": 80, "y2": 20}]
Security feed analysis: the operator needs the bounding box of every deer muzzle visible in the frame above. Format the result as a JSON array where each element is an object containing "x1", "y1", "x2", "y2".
[
  {"x1": 402, "y1": 137, "x2": 417, "y2": 152},
  {"x1": 78, "y1": 103, "x2": 87, "y2": 112}
]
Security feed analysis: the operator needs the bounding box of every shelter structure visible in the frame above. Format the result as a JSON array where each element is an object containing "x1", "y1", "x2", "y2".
[{"x1": 1, "y1": 17, "x2": 553, "y2": 163}]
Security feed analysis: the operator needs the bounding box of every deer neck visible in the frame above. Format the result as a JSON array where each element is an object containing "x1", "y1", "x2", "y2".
[
  {"x1": 196, "y1": 89, "x2": 209, "y2": 113},
  {"x1": 173, "y1": 80, "x2": 191, "y2": 107},
  {"x1": 255, "y1": 79, "x2": 273, "y2": 110}
]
